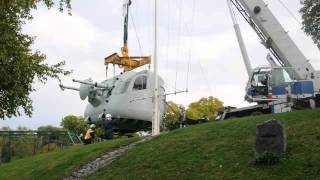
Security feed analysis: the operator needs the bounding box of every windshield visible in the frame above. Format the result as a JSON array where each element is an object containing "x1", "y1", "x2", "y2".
[
  {"x1": 251, "y1": 72, "x2": 269, "y2": 87},
  {"x1": 270, "y1": 68, "x2": 293, "y2": 87}
]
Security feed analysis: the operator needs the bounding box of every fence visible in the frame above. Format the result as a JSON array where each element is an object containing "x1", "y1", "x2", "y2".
[{"x1": 0, "y1": 131, "x2": 82, "y2": 163}]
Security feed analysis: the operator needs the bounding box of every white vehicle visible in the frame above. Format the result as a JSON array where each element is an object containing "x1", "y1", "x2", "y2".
[
  {"x1": 217, "y1": 0, "x2": 320, "y2": 120},
  {"x1": 61, "y1": 0, "x2": 165, "y2": 133},
  {"x1": 61, "y1": 70, "x2": 165, "y2": 133}
]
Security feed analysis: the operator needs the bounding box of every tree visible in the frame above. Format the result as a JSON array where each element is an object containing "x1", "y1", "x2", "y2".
[
  {"x1": 61, "y1": 115, "x2": 88, "y2": 136},
  {"x1": 16, "y1": 126, "x2": 31, "y2": 131},
  {"x1": 186, "y1": 96, "x2": 223, "y2": 121},
  {"x1": 163, "y1": 101, "x2": 184, "y2": 130},
  {"x1": 37, "y1": 125, "x2": 63, "y2": 131},
  {"x1": 300, "y1": 0, "x2": 320, "y2": 49},
  {"x1": 0, "y1": 126, "x2": 11, "y2": 131},
  {"x1": 0, "y1": 0, "x2": 72, "y2": 119}
]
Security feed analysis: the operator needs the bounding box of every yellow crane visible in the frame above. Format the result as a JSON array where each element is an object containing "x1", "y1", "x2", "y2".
[{"x1": 104, "y1": 0, "x2": 150, "y2": 72}]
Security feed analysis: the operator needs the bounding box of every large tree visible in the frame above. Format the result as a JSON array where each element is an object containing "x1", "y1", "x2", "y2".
[
  {"x1": 61, "y1": 115, "x2": 88, "y2": 136},
  {"x1": 186, "y1": 96, "x2": 223, "y2": 121},
  {"x1": 37, "y1": 125, "x2": 63, "y2": 131},
  {"x1": 163, "y1": 101, "x2": 184, "y2": 130},
  {"x1": 300, "y1": 0, "x2": 320, "y2": 49},
  {"x1": 0, "y1": 0, "x2": 72, "y2": 119}
]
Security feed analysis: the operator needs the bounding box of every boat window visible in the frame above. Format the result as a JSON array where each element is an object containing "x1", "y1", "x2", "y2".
[{"x1": 133, "y1": 76, "x2": 147, "y2": 91}]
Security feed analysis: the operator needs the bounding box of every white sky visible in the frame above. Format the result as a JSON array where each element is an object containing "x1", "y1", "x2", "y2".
[{"x1": 1, "y1": 0, "x2": 320, "y2": 129}]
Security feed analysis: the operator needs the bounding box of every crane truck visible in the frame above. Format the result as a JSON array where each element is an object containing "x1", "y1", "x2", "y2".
[{"x1": 216, "y1": 0, "x2": 320, "y2": 120}]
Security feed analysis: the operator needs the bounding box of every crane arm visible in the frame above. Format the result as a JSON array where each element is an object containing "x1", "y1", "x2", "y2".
[
  {"x1": 230, "y1": 0, "x2": 316, "y2": 80},
  {"x1": 105, "y1": 0, "x2": 151, "y2": 72}
]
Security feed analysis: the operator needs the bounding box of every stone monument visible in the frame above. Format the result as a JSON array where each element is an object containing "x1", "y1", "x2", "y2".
[{"x1": 256, "y1": 119, "x2": 287, "y2": 155}]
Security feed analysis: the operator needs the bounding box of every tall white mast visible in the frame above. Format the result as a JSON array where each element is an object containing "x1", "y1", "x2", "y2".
[
  {"x1": 152, "y1": 0, "x2": 160, "y2": 136},
  {"x1": 227, "y1": 0, "x2": 252, "y2": 77}
]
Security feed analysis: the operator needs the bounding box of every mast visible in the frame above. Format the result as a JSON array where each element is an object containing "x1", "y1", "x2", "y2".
[
  {"x1": 227, "y1": 0, "x2": 252, "y2": 77},
  {"x1": 122, "y1": 0, "x2": 131, "y2": 57},
  {"x1": 152, "y1": 0, "x2": 160, "y2": 136}
]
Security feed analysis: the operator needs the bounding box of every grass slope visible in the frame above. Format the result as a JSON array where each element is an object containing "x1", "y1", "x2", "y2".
[
  {"x1": 0, "y1": 137, "x2": 139, "y2": 180},
  {"x1": 89, "y1": 109, "x2": 320, "y2": 180}
]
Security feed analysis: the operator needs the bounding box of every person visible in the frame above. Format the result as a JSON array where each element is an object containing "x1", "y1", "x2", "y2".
[
  {"x1": 102, "y1": 114, "x2": 113, "y2": 140},
  {"x1": 84, "y1": 124, "x2": 96, "y2": 145}
]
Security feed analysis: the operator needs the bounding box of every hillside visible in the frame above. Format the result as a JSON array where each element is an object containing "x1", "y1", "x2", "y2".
[
  {"x1": 89, "y1": 109, "x2": 320, "y2": 179},
  {"x1": 0, "y1": 137, "x2": 139, "y2": 179},
  {"x1": 0, "y1": 109, "x2": 319, "y2": 179}
]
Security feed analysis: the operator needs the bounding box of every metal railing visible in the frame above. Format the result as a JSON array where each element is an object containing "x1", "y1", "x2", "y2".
[{"x1": 0, "y1": 131, "x2": 82, "y2": 163}]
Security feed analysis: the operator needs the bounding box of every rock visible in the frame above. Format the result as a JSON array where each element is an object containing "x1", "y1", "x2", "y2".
[
  {"x1": 256, "y1": 119, "x2": 287, "y2": 155},
  {"x1": 63, "y1": 136, "x2": 152, "y2": 180}
]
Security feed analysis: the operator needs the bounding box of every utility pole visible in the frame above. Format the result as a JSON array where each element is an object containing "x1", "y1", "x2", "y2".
[{"x1": 152, "y1": 0, "x2": 160, "y2": 136}]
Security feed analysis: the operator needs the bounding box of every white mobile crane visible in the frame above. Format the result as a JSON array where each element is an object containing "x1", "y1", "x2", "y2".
[{"x1": 217, "y1": 0, "x2": 320, "y2": 120}]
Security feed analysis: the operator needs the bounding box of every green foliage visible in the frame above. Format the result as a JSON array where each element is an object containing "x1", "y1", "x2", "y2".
[
  {"x1": 0, "y1": 126, "x2": 11, "y2": 131},
  {"x1": 255, "y1": 151, "x2": 281, "y2": 166},
  {"x1": 16, "y1": 126, "x2": 31, "y2": 131},
  {"x1": 300, "y1": 0, "x2": 320, "y2": 49},
  {"x1": 186, "y1": 96, "x2": 223, "y2": 121},
  {"x1": 163, "y1": 101, "x2": 184, "y2": 130},
  {"x1": 61, "y1": 115, "x2": 88, "y2": 136},
  {"x1": 89, "y1": 109, "x2": 320, "y2": 179},
  {"x1": 0, "y1": 0, "x2": 72, "y2": 119},
  {"x1": 94, "y1": 127, "x2": 103, "y2": 139},
  {"x1": 0, "y1": 137, "x2": 139, "y2": 179},
  {"x1": 1, "y1": 134, "x2": 37, "y2": 163},
  {"x1": 37, "y1": 125, "x2": 63, "y2": 131}
]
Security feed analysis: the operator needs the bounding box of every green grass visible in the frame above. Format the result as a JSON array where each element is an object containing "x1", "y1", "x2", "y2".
[
  {"x1": 0, "y1": 137, "x2": 139, "y2": 180},
  {"x1": 89, "y1": 109, "x2": 320, "y2": 180}
]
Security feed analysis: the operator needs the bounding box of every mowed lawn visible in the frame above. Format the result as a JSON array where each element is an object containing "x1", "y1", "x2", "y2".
[
  {"x1": 0, "y1": 137, "x2": 139, "y2": 180},
  {"x1": 89, "y1": 109, "x2": 320, "y2": 180}
]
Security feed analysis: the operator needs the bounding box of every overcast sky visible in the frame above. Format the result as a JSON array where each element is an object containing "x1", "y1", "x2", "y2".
[{"x1": 1, "y1": 0, "x2": 319, "y2": 129}]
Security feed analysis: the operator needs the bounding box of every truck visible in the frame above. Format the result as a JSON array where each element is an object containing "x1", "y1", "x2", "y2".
[{"x1": 216, "y1": 0, "x2": 320, "y2": 120}]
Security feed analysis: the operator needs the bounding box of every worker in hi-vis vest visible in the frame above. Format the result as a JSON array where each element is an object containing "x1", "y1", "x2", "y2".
[{"x1": 84, "y1": 124, "x2": 96, "y2": 144}]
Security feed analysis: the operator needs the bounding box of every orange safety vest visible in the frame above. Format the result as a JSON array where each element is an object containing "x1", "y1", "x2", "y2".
[{"x1": 84, "y1": 129, "x2": 94, "y2": 140}]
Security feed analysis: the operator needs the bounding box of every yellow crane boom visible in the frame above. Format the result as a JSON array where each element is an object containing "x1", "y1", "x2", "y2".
[{"x1": 104, "y1": 0, "x2": 150, "y2": 72}]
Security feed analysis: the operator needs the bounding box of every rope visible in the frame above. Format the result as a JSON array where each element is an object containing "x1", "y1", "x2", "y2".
[
  {"x1": 199, "y1": 61, "x2": 213, "y2": 95},
  {"x1": 129, "y1": 6, "x2": 144, "y2": 56},
  {"x1": 185, "y1": 0, "x2": 196, "y2": 92},
  {"x1": 174, "y1": 0, "x2": 183, "y2": 92},
  {"x1": 165, "y1": 0, "x2": 171, "y2": 86},
  {"x1": 165, "y1": 82, "x2": 184, "y2": 92}
]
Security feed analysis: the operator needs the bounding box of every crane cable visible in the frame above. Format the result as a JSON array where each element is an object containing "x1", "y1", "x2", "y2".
[
  {"x1": 174, "y1": 0, "x2": 183, "y2": 92},
  {"x1": 199, "y1": 61, "x2": 213, "y2": 95},
  {"x1": 129, "y1": 4, "x2": 144, "y2": 57},
  {"x1": 185, "y1": 0, "x2": 196, "y2": 93},
  {"x1": 165, "y1": 0, "x2": 171, "y2": 87}
]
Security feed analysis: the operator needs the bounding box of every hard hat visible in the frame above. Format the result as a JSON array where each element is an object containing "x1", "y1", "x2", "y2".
[
  {"x1": 90, "y1": 124, "x2": 96, "y2": 129},
  {"x1": 106, "y1": 113, "x2": 112, "y2": 120}
]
